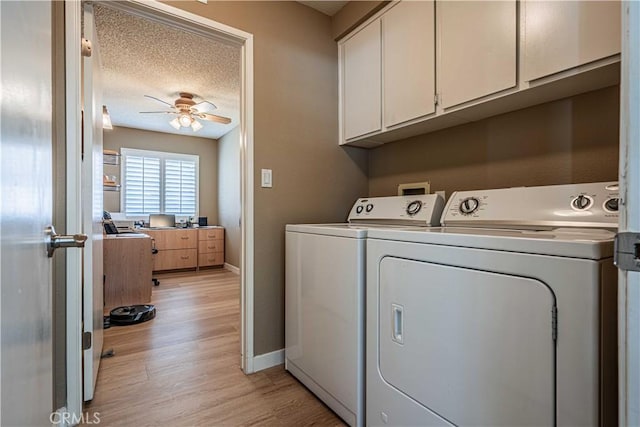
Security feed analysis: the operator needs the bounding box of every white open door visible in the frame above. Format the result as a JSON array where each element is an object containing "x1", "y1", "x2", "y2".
[
  {"x1": 618, "y1": 1, "x2": 640, "y2": 424},
  {"x1": 0, "y1": 1, "x2": 55, "y2": 424},
  {"x1": 82, "y1": 3, "x2": 104, "y2": 402}
]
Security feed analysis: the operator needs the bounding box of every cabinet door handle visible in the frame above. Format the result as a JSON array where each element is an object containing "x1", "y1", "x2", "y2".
[
  {"x1": 181, "y1": 256, "x2": 189, "y2": 260},
  {"x1": 181, "y1": 236, "x2": 189, "y2": 240}
]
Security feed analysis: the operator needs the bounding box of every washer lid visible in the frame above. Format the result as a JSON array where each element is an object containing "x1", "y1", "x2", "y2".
[
  {"x1": 285, "y1": 223, "x2": 423, "y2": 238},
  {"x1": 366, "y1": 226, "x2": 615, "y2": 259}
]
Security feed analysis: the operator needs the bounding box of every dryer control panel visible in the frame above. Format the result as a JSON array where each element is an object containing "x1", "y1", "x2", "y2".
[
  {"x1": 348, "y1": 194, "x2": 445, "y2": 226},
  {"x1": 442, "y1": 182, "x2": 619, "y2": 230}
]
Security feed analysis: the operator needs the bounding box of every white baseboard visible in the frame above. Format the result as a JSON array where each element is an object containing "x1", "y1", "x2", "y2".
[
  {"x1": 252, "y1": 348, "x2": 284, "y2": 372},
  {"x1": 224, "y1": 263, "x2": 240, "y2": 274}
]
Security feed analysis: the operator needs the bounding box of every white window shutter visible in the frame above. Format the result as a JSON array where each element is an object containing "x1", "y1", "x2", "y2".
[
  {"x1": 164, "y1": 159, "x2": 197, "y2": 215},
  {"x1": 121, "y1": 148, "x2": 198, "y2": 217},
  {"x1": 123, "y1": 155, "x2": 161, "y2": 215}
]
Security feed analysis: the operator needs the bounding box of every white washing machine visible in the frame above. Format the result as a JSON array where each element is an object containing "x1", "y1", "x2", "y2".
[
  {"x1": 366, "y1": 182, "x2": 619, "y2": 427},
  {"x1": 285, "y1": 194, "x2": 445, "y2": 427}
]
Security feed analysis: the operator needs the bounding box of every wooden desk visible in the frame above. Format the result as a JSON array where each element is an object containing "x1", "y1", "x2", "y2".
[
  {"x1": 141, "y1": 226, "x2": 225, "y2": 272},
  {"x1": 103, "y1": 234, "x2": 153, "y2": 311}
]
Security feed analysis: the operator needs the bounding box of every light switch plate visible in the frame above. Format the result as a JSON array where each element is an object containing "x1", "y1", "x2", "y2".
[{"x1": 261, "y1": 169, "x2": 273, "y2": 188}]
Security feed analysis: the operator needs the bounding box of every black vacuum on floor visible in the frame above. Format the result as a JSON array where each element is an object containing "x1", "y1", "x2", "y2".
[{"x1": 109, "y1": 305, "x2": 156, "y2": 326}]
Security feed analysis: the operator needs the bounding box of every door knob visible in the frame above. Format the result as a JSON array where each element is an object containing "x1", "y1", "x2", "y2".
[{"x1": 46, "y1": 225, "x2": 88, "y2": 257}]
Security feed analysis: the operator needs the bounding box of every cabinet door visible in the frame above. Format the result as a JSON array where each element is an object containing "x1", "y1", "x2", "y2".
[
  {"x1": 198, "y1": 252, "x2": 224, "y2": 267},
  {"x1": 166, "y1": 229, "x2": 197, "y2": 249},
  {"x1": 383, "y1": 0, "x2": 435, "y2": 126},
  {"x1": 523, "y1": 0, "x2": 621, "y2": 82},
  {"x1": 153, "y1": 249, "x2": 197, "y2": 271},
  {"x1": 198, "y1": 239, "x2": 224, "y2": 254},
  {"x1": 199, "y1": 228, "x2": 224, "y2": 241},
  {"x1": 343, "y1": 20, "x2": 381, "y2": 140},
  {"x1": 439, "y1": 1, "x2": 516, "y2": 109}
]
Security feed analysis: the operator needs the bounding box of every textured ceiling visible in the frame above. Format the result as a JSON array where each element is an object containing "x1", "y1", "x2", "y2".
[
  {"x1": 94, "y1": 5, "x2": 240, "y2": 140},
  {"x1": 298, "y1": 1, "x2": 348, "y2": 16}
]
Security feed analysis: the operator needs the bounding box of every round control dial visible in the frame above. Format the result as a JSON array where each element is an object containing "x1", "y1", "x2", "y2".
[
  {"x1": 406, "y1": 200, "x2": 423, "y2": 216},
  {"x1": 356, "y1": 205, "x2": 364, "y2": 214},
  {"x1": 365, "y1": 204, "x2": 374, "y2": 213},
  {"x1": 571, "y1": 195, "x2": 593, "y2": 211},
  {"x1": 604, "y1": 197, "x2": 619, "y2": 212},
  {"x1": 459, "y1": 197, "x2": 480, "y2": 215}
]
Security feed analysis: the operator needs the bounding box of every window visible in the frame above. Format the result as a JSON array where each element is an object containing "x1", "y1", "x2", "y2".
[{"x1": 121, "y1": 148, "x2": 199, "y2": 217}]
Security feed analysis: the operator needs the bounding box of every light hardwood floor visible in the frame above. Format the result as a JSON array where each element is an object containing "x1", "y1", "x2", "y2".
[{"x1": 86, "y1": 269, "x2": 344, "y2": 426}]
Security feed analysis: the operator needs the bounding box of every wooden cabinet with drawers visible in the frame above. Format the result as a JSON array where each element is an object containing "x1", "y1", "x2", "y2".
[
  {"x1": 198, "y1": 227, "x2": 224, "y2": 267},
  {"x1": 142, "y1": 227, "x2": 224, "y2": 272},
  {"x1": 143, "y1": 228, "x2": 198, "y2": 271}
]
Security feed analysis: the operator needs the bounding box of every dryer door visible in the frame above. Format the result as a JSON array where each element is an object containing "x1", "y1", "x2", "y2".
[{"x1": 378, "y1": 257, "x2": 555, "y2": 426}]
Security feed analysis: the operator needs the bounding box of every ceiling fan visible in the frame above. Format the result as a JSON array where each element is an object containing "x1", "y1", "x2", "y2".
[{"x1": 140, "y1": 92, "x2": 231, "y2": 132}]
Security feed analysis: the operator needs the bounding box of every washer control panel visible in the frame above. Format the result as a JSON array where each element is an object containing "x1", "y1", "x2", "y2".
[
  {"x1": 442, "y1": 182, "x2": 619, "y2": 229},
  {"x1": 348, "y1": 194, "x2": 445, "y2": 226}
]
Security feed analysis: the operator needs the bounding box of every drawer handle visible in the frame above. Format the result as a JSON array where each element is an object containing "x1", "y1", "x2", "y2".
[
  {"x1": 208, "y1": 245, "x2": 215, "y2": 249},
  {"x1": 181, "y1": 236, "x2": 189, "y2": 240},
  {"x1": 181, "y1": 256, "x2": 189, "y2": 260}
]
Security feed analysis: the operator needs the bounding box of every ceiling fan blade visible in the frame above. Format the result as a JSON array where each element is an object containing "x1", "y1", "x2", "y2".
[
  {"x1": 144, "y1": 95, "x2": 173, "y2": 108},
  {"x1": 139, "y1": 111, "x2": 178, "y2": 114},
  {"x1": 193, "y1": 100, "x2": 217, "y2": 112},
  {"x1": 197, "y1": 112, "x2": 232, "y2": 125}
]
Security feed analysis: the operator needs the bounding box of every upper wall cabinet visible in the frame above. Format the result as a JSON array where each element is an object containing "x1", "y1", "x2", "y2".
[
  {"x1": 438, "y1": 1, "x2": 517, "y2": 109},
  {"x1": 522, "y1": 0, "x2": 621, "y2": 82},
  {"x1": 343, "y1": 21, "x2": 381, "y2": 140},
  {"x1": 383, "y1": 1, "x2": 435, "y2": 128},
  {"x1": 340, "y1": 1, "x2": 435, "y2": 144},
  {"x1": 339, "y1": 0, "x2": 621, "y2": 148}
]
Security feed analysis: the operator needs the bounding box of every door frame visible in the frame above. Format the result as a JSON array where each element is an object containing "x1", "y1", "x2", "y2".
[
  {"x1": 618, "y1": 1, "x2": 640, "y2": 425},
  {"x1": 64, "y1": 0, "x2": 255, "y2": 416},
  {"x1": 64, "y1": 0, "x2": 84, "y2": 419}
]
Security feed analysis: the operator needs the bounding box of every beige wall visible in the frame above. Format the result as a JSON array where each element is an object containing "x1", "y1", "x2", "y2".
[
  {"x1": 103, "y1": 126, "x2": 219, "y2": 223},
  {"x1": 217, "y1": 126, "x2": 241, "y2": 268},
  {"x1": 369, "y1": 86, "x2": 620, "y2": 197},
  {"x1": 167, "y1": 1, "x2": 369, "y2": 355},
  {"x1": 331, "y1": 1, "x2": 387, "y2": 40}
]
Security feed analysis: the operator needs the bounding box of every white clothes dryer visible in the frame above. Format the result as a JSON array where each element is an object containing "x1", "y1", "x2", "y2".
[
  {"x1": 285, "y1": 194, "x2": 445, "y2": 427},
  {"x1": 366, "y1": 182, "x2": 619, "y2": 426}
]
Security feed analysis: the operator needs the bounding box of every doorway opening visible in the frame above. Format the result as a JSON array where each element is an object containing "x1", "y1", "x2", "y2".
[{"x1": 64, "y1": 0, "x2": 254, "y2": 418}]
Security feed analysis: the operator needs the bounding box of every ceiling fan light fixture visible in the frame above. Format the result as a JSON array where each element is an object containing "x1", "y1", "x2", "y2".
[
  {"x1": 169, "y1": 117, "x2": 181, "y2": 130},
  {"x1": 191, "y1": 119, "x2": 203, "y2": 132},
  {"x1": 178, "y1": 114, "x2": 193, "y2": 128}
]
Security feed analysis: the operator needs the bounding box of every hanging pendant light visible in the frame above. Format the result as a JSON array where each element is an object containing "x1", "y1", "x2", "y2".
[
  {"x1": 169, "y1": 117, "x2": 181, "y2": 130},
  {"x1": 191, "y1": 119, "x2": 203, "y2": 132},
  {"x1": 178, "y1": 113, "x2": 192, "y2": 127}
]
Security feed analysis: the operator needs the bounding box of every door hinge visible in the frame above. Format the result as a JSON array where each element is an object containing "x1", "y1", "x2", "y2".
[
  {"x1": 83, "y1": 331, "x2": 92, "y2": 350},
  {"x1": 551, "y1": 306, "x2": 558, "y2": 341},
  {"x1": 614, "y1": 232, "x2": 640, "y2": 272},
  {"x1": 81, "y1": 38, "x2": 92, "y2": 57},
  {"x1": 434, "y1": 94, "x2": 439, "y2": 105}
]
